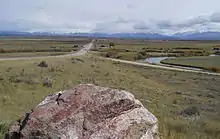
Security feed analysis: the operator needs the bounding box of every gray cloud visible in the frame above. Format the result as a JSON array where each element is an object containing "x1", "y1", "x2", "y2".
[
  {"x1": 152, "y1": 12, "x2": 220, "y2": 33},
  {"x1": 133, "y1": 22, "x2": 150, "y2": 30},
  {"x1": 126, "y1": 4, "x2": 137, "y2": 9},
  {"x1": 92, "y1": 19, "x2": 135, "y2": 33},
  {"x1": 1, "y1": 0, "x2": 220, "y2": 34},
  {"x1": 210, "y1": 12, "x2": 220, "y2": 22},
  {"x1": 155, "y1": 20, "x2": 173, "y2": 29}
]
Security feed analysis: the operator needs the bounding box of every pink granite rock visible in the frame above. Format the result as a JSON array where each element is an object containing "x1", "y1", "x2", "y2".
[{"x1": 5, "y1": 84, "x2": 159, "y2": 139}]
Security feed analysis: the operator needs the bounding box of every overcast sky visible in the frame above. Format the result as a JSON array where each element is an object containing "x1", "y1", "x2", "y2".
[{"x1": 1, "y1": 0, "x2": 220, "y2": 34}]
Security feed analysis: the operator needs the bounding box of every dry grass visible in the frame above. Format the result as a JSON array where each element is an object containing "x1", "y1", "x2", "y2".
[{"x1": 0, "y1": 54, "x2": 220, "y2": 138}]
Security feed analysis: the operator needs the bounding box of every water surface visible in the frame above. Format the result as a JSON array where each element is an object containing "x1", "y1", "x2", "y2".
[{"x1": 145, "y1": 57, "x2": 170, "y2": 64}]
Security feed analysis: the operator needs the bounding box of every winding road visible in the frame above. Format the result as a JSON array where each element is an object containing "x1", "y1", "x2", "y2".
[
  {"x1": 106, "y1": 58, "x2": 220, "y2": 76},
  {"x1": 0, "y1": 40, "x2": 220, "y2": 76}
]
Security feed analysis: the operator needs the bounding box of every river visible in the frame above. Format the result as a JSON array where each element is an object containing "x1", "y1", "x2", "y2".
[
  {"x1": 144, "y1": 56, "x2": 207, "y2": 71},
  {"x1": 145, "y1": 57, "x2": 172, "y2": 64},
  {"x1": 145, "y1": 54, "x2": 218, "y2": 65}
]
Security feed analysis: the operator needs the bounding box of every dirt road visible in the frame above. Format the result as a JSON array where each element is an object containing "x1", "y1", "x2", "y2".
[{"x1": 106, "y1": 58, "x2": 220, "y2": 76}]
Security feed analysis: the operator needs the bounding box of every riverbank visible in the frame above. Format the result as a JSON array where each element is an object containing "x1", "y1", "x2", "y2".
[{"x1": 161, "y1": 56, "x2": 220, "y2": 73}]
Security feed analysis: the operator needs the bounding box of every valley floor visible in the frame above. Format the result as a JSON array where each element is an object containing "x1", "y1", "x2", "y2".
[{"x1": 0, "y1": 55, "x2": 220, "y2": 139}]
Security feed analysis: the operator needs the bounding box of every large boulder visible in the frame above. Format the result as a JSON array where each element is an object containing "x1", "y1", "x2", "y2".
[{"x1": 5, "y1": 84, "x2": 159, "y2": 139}]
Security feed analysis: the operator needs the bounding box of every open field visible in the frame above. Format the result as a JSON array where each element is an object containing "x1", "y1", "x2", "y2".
[
  {"x1": 94, "y1": 39, "x2": 220, "y2": 61},
  {"x1": 0, "y1": 52, "x2": 71, "y2": 58},
  {"x1": 162, "y1": 56, "x2": 220, "y2": 73},
  {"x1": 0, "y1": 37, "x2": 91, "y2": 57},
  {"x1": 0, "y1": 54, "x2": 220, "y2": 138}
]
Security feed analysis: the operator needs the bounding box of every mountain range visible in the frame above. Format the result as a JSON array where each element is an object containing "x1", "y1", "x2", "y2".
[{"x1": 1, "y1": 31, "x2": 220, "y2": 40}]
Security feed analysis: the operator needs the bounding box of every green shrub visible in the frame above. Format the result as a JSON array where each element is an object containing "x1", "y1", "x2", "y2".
[
  {"x1": 38, "y1": 61, "x2": 48, "y2": 68},
  {"x1": 43, "y1": 76, "x2": 53, "y2": 88},
  {"x1": 73, "y1": 45, "x2": 79, "y2": 48},
  {"x1": 105, "y1": 51, "x2": 118, "y2": 58},
  {"x1": 109, "y1": 42, "x2": 115, "y2": 47},
  {"x1": 136, "y1": 51, "x2": 147, "y2": 60},
  {"x1": 0, "y1": 48, "x2": 5, "y2": 53}
]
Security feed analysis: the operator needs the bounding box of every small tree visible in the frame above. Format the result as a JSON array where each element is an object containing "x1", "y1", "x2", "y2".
[
  {"x1": 109, "y1": 42, "x2": 115, "y2": 48},
  {"x1": 136, "y1": 51, "x2": 146, "y2": 60},
  {"x1": 73, "y1": 45, "x2": 79, "y2": 48},
  {"x1": 0, "y1": 48, "x2": 5, "y2": 53}
]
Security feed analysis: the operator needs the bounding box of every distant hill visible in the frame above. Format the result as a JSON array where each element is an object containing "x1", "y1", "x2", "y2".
[
  {"x1": 173, "y1": 32, "x2": 220, "y2": 40},
  {"x1": 69, "y1": 33, "x2": 179, "y2": 40},
  {"x1": 1, "y1": 31, "x2": 220, "y2": 40},
  {"x1": 0, "y1": 31, "x2": 55, "y2": 36},
  {"x1": 0, "y1": 31, "x2": 30, "y2": 36}
]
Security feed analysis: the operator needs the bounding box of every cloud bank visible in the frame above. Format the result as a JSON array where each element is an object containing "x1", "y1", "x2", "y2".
[{"x1": 1, "y1": 0, "x2": 220, "y2": 34}]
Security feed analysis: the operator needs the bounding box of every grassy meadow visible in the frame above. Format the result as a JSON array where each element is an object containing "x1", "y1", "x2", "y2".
[
  {"x1": 162, "y1": 56, "x2": 220, "y2": 73},
  {"x1": 0, "y1": 52, "x2": 71, "y2": 58},
  {"x1": 93, "y1": 39, "x2": 219, "y2": 61},
  {"x1": 0, "y1": 37, "x2": 91, "y2": 58},
  {"x1": 0, "y1": 54, "x2": 220, "y2": 138}
]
